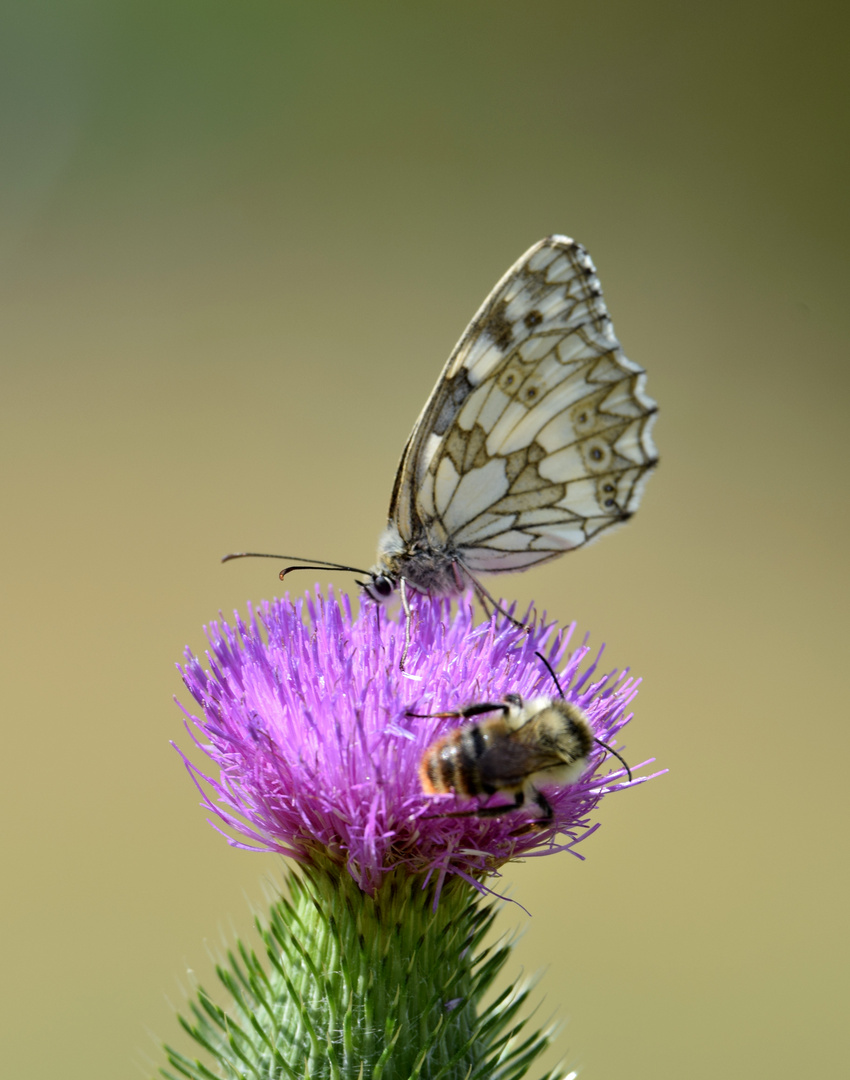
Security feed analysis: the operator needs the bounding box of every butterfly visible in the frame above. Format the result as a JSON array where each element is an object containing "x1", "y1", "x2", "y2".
[{"x1": 226, "y1": 236, "x2": 658, "y2": 661}]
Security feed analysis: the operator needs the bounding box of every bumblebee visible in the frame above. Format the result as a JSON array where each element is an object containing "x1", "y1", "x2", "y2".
[{"x1": 411, "y1": 656, "x2": 631, "y2": 823}]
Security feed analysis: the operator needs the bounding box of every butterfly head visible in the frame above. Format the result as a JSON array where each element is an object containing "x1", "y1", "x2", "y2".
[{"x1": 361, "y1": 571, "x2": 396, "y2": 604}]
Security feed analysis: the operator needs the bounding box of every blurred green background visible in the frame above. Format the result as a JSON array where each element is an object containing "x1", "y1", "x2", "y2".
[{"x1": 1, "y1": 3, "x2": 847, "y2": 1077}]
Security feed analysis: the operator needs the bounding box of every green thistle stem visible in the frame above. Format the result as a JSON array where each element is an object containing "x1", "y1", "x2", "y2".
[{"x1": 161, "y1": 858, "x2": 565, "y2": 1080}]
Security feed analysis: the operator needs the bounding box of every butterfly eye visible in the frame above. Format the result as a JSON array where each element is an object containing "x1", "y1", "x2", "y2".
[{"x1": 368, "y1": 575, "x2": 394, "y2": 601}]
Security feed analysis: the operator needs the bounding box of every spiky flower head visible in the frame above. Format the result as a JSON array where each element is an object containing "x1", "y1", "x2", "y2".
[{"x1": 176, "y1": 589, "x2": 651, "y2": 896}]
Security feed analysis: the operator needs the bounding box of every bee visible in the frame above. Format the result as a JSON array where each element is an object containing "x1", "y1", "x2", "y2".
[
  {"x1": 224, "y1": 236, "x2": 657, "y2": 663},
  {"x1": 410, "y1": 652, "x2": 631, "y2": 823}
]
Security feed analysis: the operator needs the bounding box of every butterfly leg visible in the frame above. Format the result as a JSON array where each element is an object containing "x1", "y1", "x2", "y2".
[
  {"x1": 468, "y1": 573, "x2": 529, "y2": 631},
  {"x1": 399, "y1": 577, "x2": 414, "y2": 672},
  {"x1": 475, "y1": 589, "x2": 494, "y2": 622}
]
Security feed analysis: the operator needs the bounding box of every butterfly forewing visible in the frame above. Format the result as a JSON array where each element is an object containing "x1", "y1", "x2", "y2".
[{"x1": 389, "y1": 236, "x2": 657, "y2": 576}]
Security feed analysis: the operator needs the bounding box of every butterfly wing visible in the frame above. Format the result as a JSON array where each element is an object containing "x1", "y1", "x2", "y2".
[{"x1": 390, "y1": 235, "x2": 657, "y2": 570}]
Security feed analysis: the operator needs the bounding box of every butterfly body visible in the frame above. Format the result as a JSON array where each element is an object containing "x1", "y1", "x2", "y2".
[{"x1": 367, "y1": 524, "x2": 469, "y2": 601}]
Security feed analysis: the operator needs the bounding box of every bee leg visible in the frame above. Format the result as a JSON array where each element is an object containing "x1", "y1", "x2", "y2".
[
  {"x1": 406, "y1": 702, "x2": 510, "y2": 720},
  {"x1": 460, "y1": 702, "x2": 511, "y2": 719},
  {"x1": 467, "y1": 791, "x2": 526, "y2": 818},
  {"x1": 531, "y1": 790, "x2": 553, "y2": 821},
  {"x1": 421, "y1": 790, "x2": 525, "y2": 821},
  {"x1": 425, "y1": 790, "x2": 555, "y2": 827},
  {"x1": 508, "y1": 791, "x2": 554, "y2": 836}
]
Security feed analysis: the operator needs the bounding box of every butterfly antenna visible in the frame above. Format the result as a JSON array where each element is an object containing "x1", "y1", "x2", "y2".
[
  {"x1": 222, "y1": 551, "x2": 369, "y2": 574},
  {"x1": 278, "y1": 564, "x2": 368, "y2": 582},
  {"x1": 534, "y1": 651, "x2": 632, "y2": 782}
]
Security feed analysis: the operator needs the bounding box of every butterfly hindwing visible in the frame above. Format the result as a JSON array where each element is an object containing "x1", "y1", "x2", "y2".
[{"x1": 393, "y1": 236, "x2": 657, "y2": 573}]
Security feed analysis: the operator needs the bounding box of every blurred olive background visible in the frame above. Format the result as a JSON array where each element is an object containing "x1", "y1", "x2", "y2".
[{"x1": 2, "y1": 2, "x2": 847, "y2": 1077}]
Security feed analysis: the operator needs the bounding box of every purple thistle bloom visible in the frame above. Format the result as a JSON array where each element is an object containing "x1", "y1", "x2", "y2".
[{"x1": 176, "y1": 589, "x2": 656, "y2": 896}]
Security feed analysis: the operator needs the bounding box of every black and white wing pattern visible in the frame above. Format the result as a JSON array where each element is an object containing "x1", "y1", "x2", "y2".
[{"x1": 388, "y1": 235, "x2": 657, "y2": 576}]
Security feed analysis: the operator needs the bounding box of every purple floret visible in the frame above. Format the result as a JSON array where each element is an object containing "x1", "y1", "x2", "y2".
[{"x1": 176, "y1": 589, "x2": 656, "y2": 895}]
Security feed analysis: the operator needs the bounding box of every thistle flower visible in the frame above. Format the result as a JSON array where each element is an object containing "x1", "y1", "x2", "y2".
[
  {"x1": 176, "y1": 589, "x2": 650, "y2": 896},
  {"x1": 164, "y1": 591, "x2": 656, "y2": 1080}
]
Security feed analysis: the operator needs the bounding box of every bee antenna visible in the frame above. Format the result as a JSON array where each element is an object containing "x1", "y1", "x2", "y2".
[
  {"x1": 534, "y1": 650, "x2": 633, "y2": 782},
  {"x1": 534, "y1": 651, "x2": 565, "y2": 698},
  {"x1": 593, "y1": 737, "x2": 633, "y2": 784},
  {"x1": 222, "y1": 551, "x2": 369, "y2": 575}
]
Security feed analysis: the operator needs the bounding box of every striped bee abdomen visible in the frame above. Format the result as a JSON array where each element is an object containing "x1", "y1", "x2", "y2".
[{"x1": 419, "y1": 720, "x2": 509, "y2": 798}]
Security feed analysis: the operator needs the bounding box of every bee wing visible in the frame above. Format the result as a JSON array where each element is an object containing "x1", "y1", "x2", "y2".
[
  {"x1": 478, "y1": 738, "x2": 568, "y2": 786},
  {"x1": 390, "y1": 236, "x2": 657, "y2": 566}
]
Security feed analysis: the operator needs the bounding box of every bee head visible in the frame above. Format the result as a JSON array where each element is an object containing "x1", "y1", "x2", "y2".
[{"x1": 534, "y1": 650, "x2": 632, "y2": 782}]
